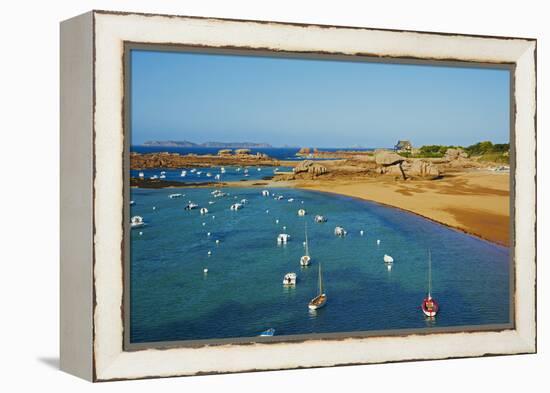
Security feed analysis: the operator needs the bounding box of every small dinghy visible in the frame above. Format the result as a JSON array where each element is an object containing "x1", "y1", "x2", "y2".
[
  {"x1": 298, "y1": 209, "x2": 306, "y2": 216},
  {"x1": 214, "y1": 174, "x2": 221, "y2": 180},
  {"x1": 240, "y1": 198, "x2": 248, "y2": 204},
  {"x1": 314, "y1": 215, "x2": 327, "y2": 223},
  {"x1": 288, "y1": 198, "x2": 294, "y2": 202},
  {"x1": 169, "y1": 193, "x2": 183, "y2": 199},
  {"x1": 180, "y1": 170, "x2": 187, "y2": 177},
  {"x1": 334, "y1": 226, "x2": 347, "y2": 237},
  {"x1": 138, "y1": 172, "x2": 144, "y2": 178},
  {"x1": 259, "y1": 328, "x2": 275, "y2": 337},
  {"x1": 308, "y1": 263, "x2": 327, "y2": 310},
  {"x1": 283, "y1": 272, "x2": 297, "y2": 286},
  {"x1": 261, "y1": 190, "x2": 270, "y2": 197},
  {"x1": 190, "y1": 168, "x2": 197, "y2": 173},
  {"x1": 200, "y1": 207, "x2": 209, "y2": 215},
  {"x1": 275, "y1": 195, "x2": 284, "y2": 200},
  {"x1": 159, "y1": 174, "x2": 166, "y2": 179},
  {"x1": 150, "y1": 175, "x2": 158, "y2": 180},
  {"x1": 277, "y1": 233, "x2": 290, "y2": 244},
  {"x1": 160, "y1": 171, "x2": 166, "y2": 175},
  {"x1": 184, "y1": 203, "x2": 199, "y2": 210},
  {"x1": 230, "y1": 203, "x2": 243, "y2": 211},
  {"x1": 129, "y1": 200, "x2": 135, "y2": 205},
  {"x1": 130, "y1": 216, "x2": 145, "y2": 228},
  {"x1": 383, "y1": 254, "x2": 394, "y2": 264},
  {"x1": 206, "y1": 172, "x2": 212, "y2": 177}
]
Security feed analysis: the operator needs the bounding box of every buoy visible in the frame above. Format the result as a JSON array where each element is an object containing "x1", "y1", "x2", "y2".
[
  {"x1": 283, "y1": 226, "x2": 286, "y2": 230},
  {"x1": 275, "y1": 219, "x2": 279, "y2": 224},
  {"x1": 377, "y1": 239, "x2": 381, "y2": 245},
  {"x1": 215, "y1": 240, "x2": 220, "y2": 244},
  {"x1": 207, "y1": 251, "x2": 212, "y2": 256},
  {"x1": 207, "y1": 232, "x2": 211, "y2": 236},
  {"x1": 202, "y1": 222, "x2": 206, "y2": 226},
  {"x1": 303, "y1": 241, "x2": 306, "y2": 247},
  {"x1": 212, "y1": 215, "x2": 215, "y2": 219},
  {"x1": 266, "y1": 210, "x2": 269, "y2": 214},
  {"x1": 139, "y1": 231, "x2": 143, "y2": 236},
  {"x1": 153, "y1": 206, "x2": 156, "y2": 210},
  {"x1": 203, "y1": 268, "x2": 208, "y2": 273},
  {"x1": 360, "y1": 230, "x2": 364, "y2": 236}
]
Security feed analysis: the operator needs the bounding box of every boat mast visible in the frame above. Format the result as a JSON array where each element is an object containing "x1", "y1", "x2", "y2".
[
  {"x1": 318, "y1": 263, "x2": 323, "y2": 295},
  {"x1": 305, "y1": 222, "x2": 309, "y2": 256},
  {"x1": 428, "y1": 249, "x2": 432, "y2": 298}
]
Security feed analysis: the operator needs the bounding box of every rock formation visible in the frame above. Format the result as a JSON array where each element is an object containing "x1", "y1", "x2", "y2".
[
  {"x1": 235, "y1": 148, "x2": 251, "y2": 155},
  {"x1": 407, "y1": 159, "x2": 440, "y2": 179},
  {"x1": 444, "y1": 148, "x2": 468, "y2": 160},
  {"x1": 218, "y1": 149, "x2": 232, "y2": 156},
  {"x1": 374, "y1": 150, "x2": 406, "y2": 166},
  {"x1": 293, "y1": 160, "x2": 328, "y2": 177}
]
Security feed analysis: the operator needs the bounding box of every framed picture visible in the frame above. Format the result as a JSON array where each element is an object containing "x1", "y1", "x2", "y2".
[{"x1": 60, "y1": 10, "x2": 537, "y2": 381}]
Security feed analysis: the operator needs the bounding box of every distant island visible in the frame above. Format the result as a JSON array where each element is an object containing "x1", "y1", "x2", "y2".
[{"x1": 142, "y1": 140, "x2": 273, "y2": 148}]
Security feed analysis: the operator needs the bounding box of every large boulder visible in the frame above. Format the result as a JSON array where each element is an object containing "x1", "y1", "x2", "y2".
[
  {"x1": 444, "y1": 148, "x2": 468, "y2": 160},
  {"x1": 297, "y1": 147, "x2": 311, "y2": 155},
  {"x1": 408, "y1": 160, "x2": 440, "y2": 179},
  {"x1": 293, "y1": 160, "x2": 328, "y2": 177},
  {"x1": 235, "y1": 148, "x2": 251, "y2": 155},
  {"x1": 218, "y1": 149, "x2": 232, "y2": 156},
  {"x1": 374, "y1": 150, "x2": 405, "y2": 166}
]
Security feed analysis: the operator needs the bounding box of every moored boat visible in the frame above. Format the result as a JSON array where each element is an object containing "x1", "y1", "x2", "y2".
[
  {"x1": 259, "y1": 328, "x2": 275, "y2": 337},
  {"x1": 230, "y1": 203, "x2": 243, "y2": 211},
  {"x1": 169, "y1": 193, "x2": 183, "y2": 199},
  {"x1": 314, "y1": 215, "x2": 327, "y2": 223},
  {"x1": 130, "y1": 215, "x2": 145, "y2": 228},
  {"x1": 298, "y1": 208, "x2": 306, "y2": 216},
  {"x1": 334, "y1": 226, "x2": 347, "y2": 236},
  {"x1": 200, "y1": 207, "x2": 209, "y2": 215},
  {"x1": 308, "y1": 263, "x2": 327, "y2": 310},
  {"x1": 283, "y1": 272, "x2": 297, "y2": 286},
  {"x1": 300, "y1": 222, "x2": 311, "y2": 266},
  {"x1": 277, "y1": 233, "x2": 290, "y2": 244},
  {"x1": 184, "y1": 202, "x2": 199, "y2": 210},
  {"x1": 421, "y1": 250, "x2": 439, "y2": 318}
]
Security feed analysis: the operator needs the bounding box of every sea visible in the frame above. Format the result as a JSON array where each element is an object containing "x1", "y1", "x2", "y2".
[
  {"x1": 131, "y1": 145, "x2": 377, "y2": 161},
  {"x1": 129, "y1": 170, "x2": 510, "y2": 343}
]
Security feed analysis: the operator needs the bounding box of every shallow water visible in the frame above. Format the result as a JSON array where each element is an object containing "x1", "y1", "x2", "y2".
[{"x1": 129, "y1": 186, "x2": 510, "y2": 343}]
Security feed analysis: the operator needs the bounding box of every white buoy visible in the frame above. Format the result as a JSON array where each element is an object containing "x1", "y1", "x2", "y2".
[
  {"x1": 207, "y1": 232, "x2": 211, "y2": 236},
  {"x1": 283, "y1": 226, "x2": 286, "y2": 230},
  {"x1": 215, "y1": 239, "x2": 220, "y2": 244},
  {"x1": 212, "y1": 215, "x2": 215, "y2": 219},
  {"x1": 203, "y1": 268, "x2": 208, "y2": 273},
  {"x1": 139, "y1": 231, "x2": 143, "y2": 236},
  {"x1": 202, "y1": 222, "x2": 206, "y2": 226},
  {"x1": 207, "y1": 251, "x2": 212, "y2": 256},
  {"x1": 377, "y1": 239, "x2": 381, "y2": 245},
  {"x1": 360, "y1": 230, "x2": 364, "y2": 236},
  {"x1": 275, "y1": 219, "x2": 279, "y2": 224},
  {"x1": 303, "y1": 241, "x2": 306, "y2": 247},
  {"x1": 266, "y1": 210, "x2": 269, "y2": 214},
  {"x1": 152, "y1": 206, "x2": 156, "y2": 210}
]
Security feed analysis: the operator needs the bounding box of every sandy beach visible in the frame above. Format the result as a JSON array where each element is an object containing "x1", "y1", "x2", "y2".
[{"x1": 292, "y1": 170, "x2": 510, "y2": 246}]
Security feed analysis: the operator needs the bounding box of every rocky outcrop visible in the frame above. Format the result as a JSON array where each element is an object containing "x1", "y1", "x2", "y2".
[
  {"x1": 444, "y1": 148, "x2": 468, "y2": 160},
  {"x1": 130, "y1": 152, "x2": 279, "y2": 169},
  {"x1": 293, "y1": 160, "x2": 328, "y2": 177},
  {"x1": 297, "y1": 147, "x2": 311, "y2": 155},
  {"x1": 407, "y1": 160, "x2": 440, "y2": 179},
  {"x1": 374, "y1": 150, "x2": 405, "y2": 166},
  {"x1": 235, "y1": 148, "x2": 251, "y2": 155}
]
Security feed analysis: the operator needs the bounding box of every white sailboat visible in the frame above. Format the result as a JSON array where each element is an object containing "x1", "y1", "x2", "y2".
[
  {"x1": 300, "y1": 222, "x2": 311, "y2": 266},
  {"x1": 308, "y1": 263, "x2": 327, "y2": 310}
]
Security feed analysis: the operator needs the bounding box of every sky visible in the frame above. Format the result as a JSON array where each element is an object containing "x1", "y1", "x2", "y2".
[{"x1": 130, "y1": 49, "x2": 510, "y2": 148}]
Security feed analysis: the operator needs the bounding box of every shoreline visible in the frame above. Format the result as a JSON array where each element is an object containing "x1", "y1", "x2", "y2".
[{"x1": 131, "y1": 170, "x2": 510, "y2": 247}]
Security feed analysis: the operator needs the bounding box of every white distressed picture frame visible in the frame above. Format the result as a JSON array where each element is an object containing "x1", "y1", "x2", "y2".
[{"x1": 60, "y1": 10, "x2": 536, "y2": 382}]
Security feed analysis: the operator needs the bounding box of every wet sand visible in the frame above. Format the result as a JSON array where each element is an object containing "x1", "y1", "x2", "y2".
[{"x1": 293, "y1": 171, "x2": 510, "y2": 246}]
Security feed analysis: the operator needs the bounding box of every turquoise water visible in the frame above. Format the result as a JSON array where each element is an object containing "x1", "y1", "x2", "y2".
[
  {"x1": 130, "y1": 165, "x2": 291, "y2": 184},
  {"x1": 129, "y1": 187, "x2": 510, "y2": 343}
]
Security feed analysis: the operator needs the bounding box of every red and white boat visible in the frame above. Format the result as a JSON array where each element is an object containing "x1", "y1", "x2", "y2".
[{"x1": 421, "y1": 250, "x2": 439, "y2": 318}]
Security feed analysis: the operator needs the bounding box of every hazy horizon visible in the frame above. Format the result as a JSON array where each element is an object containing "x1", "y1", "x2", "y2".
[{"x1": 131, "y1": 50, "x2": 510, "y2": 147}]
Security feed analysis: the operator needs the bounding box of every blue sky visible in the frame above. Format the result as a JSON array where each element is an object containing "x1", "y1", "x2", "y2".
[{"x1": 131, "y1": 49, "x2": 510, "y2": 148}]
